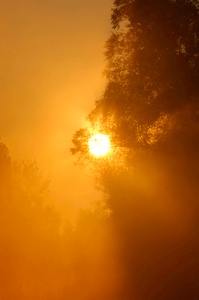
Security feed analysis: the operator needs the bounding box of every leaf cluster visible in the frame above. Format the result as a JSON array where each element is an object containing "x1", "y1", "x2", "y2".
[{"x1": 71, "y1": 0, "x2": 199, "y2": 164}]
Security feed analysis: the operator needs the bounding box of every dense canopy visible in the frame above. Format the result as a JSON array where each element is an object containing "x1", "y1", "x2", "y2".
[
  {"x1": 71, "y1": 1, "x2": 199, "y2": 299},
  {"x1": 71, "y1": 0, "x2": 199, "y2": 154}
]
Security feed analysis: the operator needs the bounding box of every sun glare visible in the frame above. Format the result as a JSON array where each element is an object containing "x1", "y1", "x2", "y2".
[{"x1": 88, "y1": 133, "x2": 110, "y2": 157}]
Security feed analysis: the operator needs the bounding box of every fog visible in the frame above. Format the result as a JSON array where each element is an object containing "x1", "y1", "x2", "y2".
[{"x1": 1, "y1": 0, "x2": 199, "y2": 299}]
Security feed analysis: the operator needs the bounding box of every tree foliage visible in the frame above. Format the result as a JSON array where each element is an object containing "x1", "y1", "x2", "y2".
[
  {"x1": 107, "y1": 0, "x2": 199, "y2": 146},
  {"x1": 71, "y1": 1, "x2": 199, "y2": 299},
  {"x1": 72, "y1": 0, "x2": 199, "y2": 155}
]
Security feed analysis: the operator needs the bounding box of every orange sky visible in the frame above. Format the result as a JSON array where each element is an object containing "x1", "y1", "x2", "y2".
[{"x1": 0, "y1": 0, "x2": 113, "y2": 220}]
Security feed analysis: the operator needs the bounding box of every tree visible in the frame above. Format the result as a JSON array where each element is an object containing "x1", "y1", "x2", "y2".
[
  {"x1": 71, "y1": 1, "x2": 199, "y2": 299},
  {"x1": 0, "y1": 143, "x2": 65, "y2": 300},
  {"x1": 106, "y1": 0, "x2": 199, "y2": 148},
  {"x1": 72, "y1": 0, "x2": 199, "y2": 155}
]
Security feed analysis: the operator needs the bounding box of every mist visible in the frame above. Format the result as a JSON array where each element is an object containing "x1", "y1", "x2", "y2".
[{"x1": 1, "y1": 0, "x2": 199, "y2": 299}]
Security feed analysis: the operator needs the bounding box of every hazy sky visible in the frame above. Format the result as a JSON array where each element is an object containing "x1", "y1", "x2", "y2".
[{"x1": 0, "y1": 0, "x2": 113, "y2": 220}]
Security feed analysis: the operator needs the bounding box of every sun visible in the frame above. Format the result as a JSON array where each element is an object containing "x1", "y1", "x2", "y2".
[{"x1": 88, "y1": 133, "x2": 110, "y2": 157}]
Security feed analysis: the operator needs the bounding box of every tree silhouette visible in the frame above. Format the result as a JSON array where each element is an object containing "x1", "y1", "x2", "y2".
[
  {"x1": 71, "y1": 1, "x2": 199, "y2": 299},
  {"x1": 0, "y1": 143, "x2": 67, "y2": 299},
  {"x1": 72, "y1": 0, "x2": 199, "y2": 155}
]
